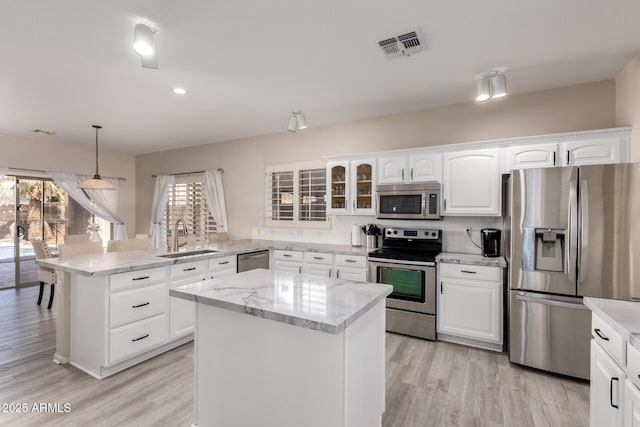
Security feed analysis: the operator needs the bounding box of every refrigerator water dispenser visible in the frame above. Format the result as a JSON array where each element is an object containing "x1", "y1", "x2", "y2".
[{"x1": 534, "y1": 228, "x2": 565, "y2": 272}]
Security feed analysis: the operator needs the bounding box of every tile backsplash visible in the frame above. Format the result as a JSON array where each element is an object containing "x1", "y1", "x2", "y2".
[{"x1": 252, "y1": 215, "x2": 502, "y2": 254}]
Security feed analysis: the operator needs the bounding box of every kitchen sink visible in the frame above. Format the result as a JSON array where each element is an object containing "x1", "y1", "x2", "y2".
[{"x1": 159, "y1": 249, "x2": 220, "y2": 258}]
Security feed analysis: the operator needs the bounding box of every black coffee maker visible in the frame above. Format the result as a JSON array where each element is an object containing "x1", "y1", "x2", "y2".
[{"x1": 481, "y1": 228, "x2": 501, "y2": 257}]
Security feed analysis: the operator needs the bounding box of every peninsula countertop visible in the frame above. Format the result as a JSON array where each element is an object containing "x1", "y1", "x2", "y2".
[
  {"x1": 170, "y1": 268, "x2": 392, "y2": 334},
  {"x1": 36, "y1": 239, "x2": 369, "y2": 276},
  {"x1": 584, "y1": 297, "x2": 640, "y2": 350}
]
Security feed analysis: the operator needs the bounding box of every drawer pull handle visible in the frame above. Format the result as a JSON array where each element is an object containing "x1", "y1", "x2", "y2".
[
  {"x1": 132, "y1": 302, "x2": 150, "y2": 309},
  {"x1": 183, "y1": 267, "x2": 197, "y2": 271},
  {"x1": 132, "y1": 276, "x2": 150, "y2": 281},
  {"x1": 345, "y1": 259, "x2": 357, "y2": 263},
  {"x1": 460, "y1": 270, "x2": 477, "y2": 274},
  {"x1": 313, "y1": 256, "x2": 324, "y2": 260},
  {"x1": 283, "y1": 254, "x2": 293, "y2": 258},
  {"x1": 594, "y1": 328, "x2": 610, "y2": 341},
  {"x1": 218, "y1": 261, "x2": 229, "y2": 265},
  {"x1": 329, "y1": 268, "x2": 332, "y2": 277},
  {"x1": 610, "y1": 377, "x2": 619, "y2": 409},
  {"x1": 132, "y1": 334, "x2": 149, "y2": 342}
]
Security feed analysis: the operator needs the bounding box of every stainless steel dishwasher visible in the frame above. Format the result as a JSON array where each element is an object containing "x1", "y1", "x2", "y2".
[{"x1": 237, "y1": 250, "x2": 270, "y2": 272}]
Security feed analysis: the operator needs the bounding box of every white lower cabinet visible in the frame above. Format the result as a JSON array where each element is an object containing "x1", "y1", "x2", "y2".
[
  {"x1": 276, "y1": 250, "x2": 367, "y2": 281},
  {"x1": 626, "y1": 380, "x2": 640, "y2": 427},
  {"x1": 437, "y1": 263, "x2": 503, "y2": 350},
  {"x1": 169, "y1": 260, "x2": 208, "y2": 339},
  {"x1": 109, "y1": 314, "x2": 167, "y2": 364},
  {"x1": 273, "y1": 250, "x2": 303, "y2": 274},
  {"x1": 591, "y1": 339, "x2": 624, "y2": 426}
]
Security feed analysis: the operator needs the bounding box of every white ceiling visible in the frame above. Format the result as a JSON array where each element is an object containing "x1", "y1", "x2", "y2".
[{"x1": 1, "y1": 0, "x2": 639, "y2": 154}]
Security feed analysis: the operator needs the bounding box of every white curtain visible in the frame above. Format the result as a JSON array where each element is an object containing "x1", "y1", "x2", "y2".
[
  {"x1": 0, "y1": 166, "x2": 7, "y2": 180},
  {"x1": 48, "y1": 172, "x2": 128, "y2": 237},
  {"x1": 149, "y1": 175, "x2": 174, "y2": 248},
  {"x1": 203, "y1": 169, "x2": 228, "y2": 233},
  {"x1": 81, "y1": 176, "x2": 128, "y2": 240}
]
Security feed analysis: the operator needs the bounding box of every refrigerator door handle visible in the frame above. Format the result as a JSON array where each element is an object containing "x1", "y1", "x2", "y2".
[
  {"x1": 515, "y1": 294, "x2": 590, "y2": 310},
  {"x1": 578, "y1": 179, "x2": 588, "y2": 283},
  {"x1": 567, "y1": 179, "x2": 578, "y2": 278}
]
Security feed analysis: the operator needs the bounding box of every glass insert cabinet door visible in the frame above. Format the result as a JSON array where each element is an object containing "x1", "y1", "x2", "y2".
[
  {"x1": 327, "y1": 162, "x2": 348, "y2": 212},
  {"x1": 326, "y1": 159, "x2": 376, "y2": 215}
]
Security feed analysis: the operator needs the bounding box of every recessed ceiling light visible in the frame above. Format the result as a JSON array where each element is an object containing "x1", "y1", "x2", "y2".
[{"x1": 172, "y1": 87, "x2": 187, "y2": 95}]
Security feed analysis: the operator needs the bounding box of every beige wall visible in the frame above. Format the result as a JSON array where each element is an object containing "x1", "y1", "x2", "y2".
[
  {"x1": 616, "y1": 55, "x2": 640, "y2": 162},
  {"x1": 135, "y1": 80, "x2": 616, "y2": 238},
  {"x1": 0, "y1": 133, "x2": 136, "y2": 235}
]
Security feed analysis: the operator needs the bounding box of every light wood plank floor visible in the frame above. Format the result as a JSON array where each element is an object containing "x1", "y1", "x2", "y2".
[{"x1": 0, "y1": 287, "x2": 589, "y2": 426}]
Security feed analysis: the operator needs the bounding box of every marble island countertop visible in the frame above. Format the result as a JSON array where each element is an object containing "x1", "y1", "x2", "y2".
[
  {"x1": 170, "y1": 268, "x2": 392, "y2": 334},
  {"x1": 36, "y1": 239, "x2": 369, "y2": 276},
  {"x1": 584, "y1": 297, "x2": 640, "y2": 350}
]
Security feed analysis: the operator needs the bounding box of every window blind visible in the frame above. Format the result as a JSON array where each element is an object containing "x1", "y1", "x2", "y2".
[{"x1": 162, "y1": 181, "x2": 217, "y2": 247}]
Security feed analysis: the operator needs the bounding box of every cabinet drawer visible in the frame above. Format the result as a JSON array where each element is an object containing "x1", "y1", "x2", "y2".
[
  {"x1": 209, "y1": 255, "x2": 237, "y2": 273},
  {"x1": 110, "y1": 283, "x2": 166, "y2": 328},
  {"x1": 592, "y1": 312, "x2": 625, "y2": 366},
  {"x1": 439, "y1": 263, "x2": 501, "y2": 282},
  {"x1": 628, "y1": 343, "x2": 640, "y2": 390},
  {"x1": 110, "y1": 267, "x2": 167, "y2": 293},
  {"x1": 273, "y1": 250, "x2": 303, "y2": 262},
  {"x1": 304, "y1": 252, "x2": 334, "y2": 265},
  {"x1": 170, "y1": 260, "x2": 209, "y2": 279},
  {"x1": 336, "y1": 267, "x2": 366, "y2": 282},
  {"x1": 109, "y1": 314, "x2": 167, "y2": 364},
  {"x1": 335, "y1": 254, "x2": 366, "y2": 268}
]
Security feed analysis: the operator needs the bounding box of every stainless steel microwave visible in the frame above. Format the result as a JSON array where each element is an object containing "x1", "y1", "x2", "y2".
[{"x1": 376, "y1": 182, "x2": 441, "y2": 220}]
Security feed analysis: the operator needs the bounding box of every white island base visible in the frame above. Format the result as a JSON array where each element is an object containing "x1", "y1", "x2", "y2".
[{"x1": 193, "y1": 301, "x2": 386, "y2": 427}]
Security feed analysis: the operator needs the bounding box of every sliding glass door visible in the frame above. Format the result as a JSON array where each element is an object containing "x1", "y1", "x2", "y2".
[{"x1": 0, "y1": 176, "x2": 94, "y2": 289}]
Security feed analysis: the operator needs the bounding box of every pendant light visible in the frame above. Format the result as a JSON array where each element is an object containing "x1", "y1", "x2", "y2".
[{"x1": 79, "y1": 125, "x2": 115, "y2": 190}]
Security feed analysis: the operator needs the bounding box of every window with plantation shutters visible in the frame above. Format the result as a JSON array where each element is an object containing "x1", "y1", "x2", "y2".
[
  {"x1": 265, "y1": 162, "x2": 328, "y2": 227},
  {"x1": 162, "y1": 177, "x2": 217, "y2": 248}
]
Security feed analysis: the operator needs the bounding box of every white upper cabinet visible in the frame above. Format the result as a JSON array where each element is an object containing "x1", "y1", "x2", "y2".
[
  {"x1": 378, "y1": 152, "x2": 442, "y2": 184},
  {"x1": 326, "y1": 159, "x2": 375, "y2": 215},
  {"x1": 563, "y1": 137, "x2": 626, "y2": 166},
  {"x1": 350, "y1": 159, "x2": 376, "y2": 215},
  {"x1": 409, "y1": 153, "x2": 442, "y2": 182},
  {"x1": 377, "y1": 156, "x2": 407, "y2": 184},
  {"x1": 326, "y1": 161, "x2": 349, "y2": 215},
  {"x1": 503, "y1": 143, "x2": 558, "y2": 172},
  {"x1": 442, "y1": 148, "x2": 501, "y2": 216}
]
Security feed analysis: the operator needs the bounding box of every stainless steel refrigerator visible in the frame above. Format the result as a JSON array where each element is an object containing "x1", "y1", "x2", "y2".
[{"x1": 508, "y1": 163, "x2": 640, "y2": 380}]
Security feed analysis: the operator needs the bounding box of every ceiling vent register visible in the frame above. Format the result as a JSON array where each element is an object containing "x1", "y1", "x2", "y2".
[{"x1": 378, "y1": 30, "x2": 423, "y2": 59}]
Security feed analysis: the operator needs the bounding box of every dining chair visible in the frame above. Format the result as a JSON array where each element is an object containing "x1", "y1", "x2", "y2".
[
  {"x1": 58, "y1": 242, "x2": 103, "y2": 258},
  {"x1": 111, "y1": 238, "x2": 152, "y2": 251},
  {"x1": 64, "y1": 234, "x2": 90, "y2": 244},
  {"x1": 31, "y1": 240, "x2": 56, "y2": 310}
]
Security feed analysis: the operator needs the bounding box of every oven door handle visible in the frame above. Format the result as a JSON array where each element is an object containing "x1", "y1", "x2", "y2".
[{"x1": 367, "y1": 257, "x2": 435, "y2": 267}]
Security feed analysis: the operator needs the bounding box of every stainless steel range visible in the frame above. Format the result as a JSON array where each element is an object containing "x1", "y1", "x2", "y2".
[{"x1": 367, "y1": 227, "x2": 442, "y2": 340}]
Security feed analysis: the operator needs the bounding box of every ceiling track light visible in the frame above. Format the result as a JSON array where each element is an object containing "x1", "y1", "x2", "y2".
[
  {"x1": 287, "y1": 111, "x2": 307, "y2": 132},
  {"x1": 78, "y1": 125, "x2": 115, "y2": 190},
  {"x1": 475, "y1": 70, "x2": 507, "y2": 102},
  {"x1": 134, "y1": 23, "x2": 158, "y2": 69}
]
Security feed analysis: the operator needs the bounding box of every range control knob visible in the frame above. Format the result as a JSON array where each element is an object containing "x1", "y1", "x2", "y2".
[
  {"x1": 393, "y1": 230, "x2": 398, "y2": 235},
  {"x1": 431, "y1": 232, "x2": 436, "y2": 237}
]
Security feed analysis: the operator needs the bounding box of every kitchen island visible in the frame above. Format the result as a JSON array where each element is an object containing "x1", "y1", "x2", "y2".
[
  {"x1": 35, "y1": 239, "x2": 368, "y2": 378},
  {"x1": 171, "y1": 268, "x2": 392, "y2": 427}
]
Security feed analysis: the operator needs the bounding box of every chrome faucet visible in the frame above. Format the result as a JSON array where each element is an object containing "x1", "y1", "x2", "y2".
[{"x1": 173, "y1": 219, "x2": 189, "y2": 252}]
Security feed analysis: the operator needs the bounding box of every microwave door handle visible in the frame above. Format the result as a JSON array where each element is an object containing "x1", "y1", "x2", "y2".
[{"x1": 421, "y1": 193, "x2": 427, "y2": 216}]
